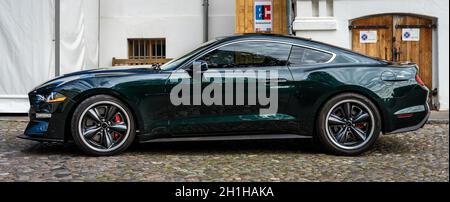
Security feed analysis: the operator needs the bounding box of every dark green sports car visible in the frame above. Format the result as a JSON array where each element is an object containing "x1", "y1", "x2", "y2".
[{"x1": 20, "y1": 34, "x2": 430, "y2": 156}]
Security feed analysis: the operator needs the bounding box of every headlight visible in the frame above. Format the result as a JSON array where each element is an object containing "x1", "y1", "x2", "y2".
[{"x1": 46, "y1": 92, "x2": 67, "y2": 103}]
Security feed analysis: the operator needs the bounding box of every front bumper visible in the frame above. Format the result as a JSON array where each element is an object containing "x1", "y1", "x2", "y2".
[
  {"x1": 17, "y1": 134, "x2": 65, "y2": 143},
  {"x1": 21, "y1": 92, "x2": 76, "y2": 142}
]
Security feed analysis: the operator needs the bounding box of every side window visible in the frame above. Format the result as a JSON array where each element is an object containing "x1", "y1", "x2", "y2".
[
  {"x1": 289, "y1": 46, "x2": 333, "y2": 66},
  {"x1": 198, "y1": 42, "x2": 291, "y2": 69}
]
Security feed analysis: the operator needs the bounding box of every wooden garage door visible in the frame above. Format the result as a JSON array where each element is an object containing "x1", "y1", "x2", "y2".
[
  {"x1": 394, "y1": 16, "x2": 433, "y2": 90},
  {"x1": 351, "y1": 15, "x2": 394, "y2": 61},
  {"x1": 351, "y1": 15, "x2": 434, "y2": 90}
]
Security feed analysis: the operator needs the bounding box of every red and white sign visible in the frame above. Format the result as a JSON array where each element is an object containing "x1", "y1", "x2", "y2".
[{"x1": 254, "y1": 0, "x2": 272, "y2": 32}]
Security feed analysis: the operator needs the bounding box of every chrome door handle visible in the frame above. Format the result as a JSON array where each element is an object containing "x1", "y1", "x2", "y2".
[{"x1": 265, "y1": 78, "x2": 288, "y2": 84}]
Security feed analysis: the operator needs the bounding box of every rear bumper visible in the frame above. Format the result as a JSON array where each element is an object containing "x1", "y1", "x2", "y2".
[{"x1": 386, "y1": 103, "x2": 430, "y2": 134}]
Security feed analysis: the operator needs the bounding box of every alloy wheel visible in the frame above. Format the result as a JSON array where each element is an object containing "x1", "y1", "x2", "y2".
[
  {"x1": 78, "y1": 101, "x2": 131, "y2": 153},
  {"x1": 325, "y1": 99, "x2": 375, "y2": 150}
]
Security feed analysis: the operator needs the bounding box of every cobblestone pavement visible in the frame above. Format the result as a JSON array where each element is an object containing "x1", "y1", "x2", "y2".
[{"x1": 0, "y1": 121, "x2": 448, "y2": 182}]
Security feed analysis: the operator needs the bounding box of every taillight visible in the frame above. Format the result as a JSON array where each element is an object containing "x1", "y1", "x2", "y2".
[{"x1": 416, "y1": 74, "x2": 425, "y2": 86}]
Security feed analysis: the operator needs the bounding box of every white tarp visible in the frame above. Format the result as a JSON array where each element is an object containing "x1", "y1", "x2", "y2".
[
  {"x1": 60, "y1": 0, "x2": 99, "y2": 75},
  {"x1": 0, "y1": 0, "x2": 99, "y2": 113},
  {"x1": 0, "y1": 0, "x2": 55, "y2": 113}
]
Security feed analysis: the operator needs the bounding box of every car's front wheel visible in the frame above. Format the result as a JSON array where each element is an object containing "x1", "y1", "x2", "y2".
[
  {"x1": 317, "y1": 93, "x2": 381, "y2": 156},
  {"x1": 71, "y1": 95, "x2": 136, "y2": 156}
]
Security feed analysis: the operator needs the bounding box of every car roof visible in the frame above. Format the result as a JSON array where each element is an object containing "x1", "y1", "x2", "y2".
[
  {"x1": 215, "y1": 33, "x2": 386, "y2": 64},
  {"x1": 215, "y1": 33, "x2": 345, "y2": 52},
  {"x1": 216, "y1": 33, "x2": 311, "y2": 43}
]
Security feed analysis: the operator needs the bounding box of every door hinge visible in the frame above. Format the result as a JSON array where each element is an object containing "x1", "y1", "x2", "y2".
[
  {"x1": 395, "y1": 24, "x2": 437, "y2": 29},
  {"x1": 348, "y1": 25, "x2": 389, "y2": 30}
]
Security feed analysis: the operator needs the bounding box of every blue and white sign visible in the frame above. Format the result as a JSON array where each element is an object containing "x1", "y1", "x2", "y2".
[
  {"x1": 402, "y1": 28, "x2": 420, "y2": 41},
  {"x1": 360, "y1": 31, "x2": 377, "y2": 43}
]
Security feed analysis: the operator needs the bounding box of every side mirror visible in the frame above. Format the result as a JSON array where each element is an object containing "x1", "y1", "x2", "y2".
[{"x1": 192, "y1": 60, "x2": 209, "y2": 73}]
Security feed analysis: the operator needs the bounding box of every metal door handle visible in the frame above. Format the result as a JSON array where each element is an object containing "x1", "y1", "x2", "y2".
[
  {"x1": 393, "y1": 47, "x2": 402, "y2": 62},
  {"x1": 393, "y1": 48, "x2": 398, "y2": 62},
  {"x1": 266, "y1": 78, "x2": 288, "y2": 83}
]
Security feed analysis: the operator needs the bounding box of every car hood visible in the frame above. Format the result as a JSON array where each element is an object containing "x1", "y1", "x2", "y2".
[{"x1": 34, "y1": 67, "x2": 163, "y2": 93}]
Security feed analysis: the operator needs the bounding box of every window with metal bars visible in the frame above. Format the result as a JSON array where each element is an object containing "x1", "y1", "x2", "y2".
[{"x1": 128, "y1": 38, "x2": 166, "y2": 59}]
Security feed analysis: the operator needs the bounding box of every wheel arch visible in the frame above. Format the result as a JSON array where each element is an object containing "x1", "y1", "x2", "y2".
[
  {"x1": 312, "y1": 87, "x2": 388, "y2": 135},
  {"x1": 64, "y1": 89, "x2": 143, "y2": 141}
]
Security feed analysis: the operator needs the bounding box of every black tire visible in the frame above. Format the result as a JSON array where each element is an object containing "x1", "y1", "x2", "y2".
[
  {"x1": 316, "y1": 93, "x2": 381, "y2": 156},
  {"x1": 71, "y1": 95, "x2": 136, "y2": 156}
]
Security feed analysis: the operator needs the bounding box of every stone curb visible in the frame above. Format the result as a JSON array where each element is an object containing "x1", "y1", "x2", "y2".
[
  {"x1": 427, "y1": 119, "x2": 449, "y2": 124},
  {"x1": 0, "y1": 119, "x2": 28, "y2": 122}
]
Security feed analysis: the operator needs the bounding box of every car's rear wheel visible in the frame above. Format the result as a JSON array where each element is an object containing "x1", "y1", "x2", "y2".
[
  {"x1": 317, "y1": 93, "x2": 381, "y2": 155},
  {"x1": 71, "y1": 95, "x2": 135, "y2": 156}
]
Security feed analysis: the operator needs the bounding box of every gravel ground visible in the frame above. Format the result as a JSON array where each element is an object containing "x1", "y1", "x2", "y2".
[{"x1": 0, "y1": 121, "x2": 448, "y2": 182}]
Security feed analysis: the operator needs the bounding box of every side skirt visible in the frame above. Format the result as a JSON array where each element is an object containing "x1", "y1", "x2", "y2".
[{"x1": 139, "y1": 134, "x2": 312, "y2": 143}]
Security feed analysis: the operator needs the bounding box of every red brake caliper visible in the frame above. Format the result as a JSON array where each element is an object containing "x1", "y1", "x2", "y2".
[
  {"x1": 356, "y1": 123, "x2": 365, "y2": 129},
  {"x1": 113, "y1": 114, "x2": 122, "y2": 140}
]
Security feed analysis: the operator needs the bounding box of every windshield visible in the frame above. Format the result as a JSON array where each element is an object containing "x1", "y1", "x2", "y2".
[{"x1": 160, "y1": 39, "x2": 218, "y2": 71}]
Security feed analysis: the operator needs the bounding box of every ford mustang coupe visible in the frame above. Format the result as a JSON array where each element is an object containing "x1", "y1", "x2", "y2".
[{"x1": 20, "y1": 34, "x2": 430, "y2": 156}]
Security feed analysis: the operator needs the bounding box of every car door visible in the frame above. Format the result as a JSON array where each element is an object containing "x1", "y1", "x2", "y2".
[
  {"x1": 286, "y1": 45, "x2": 336, "y2": 134},
  {"x1": 167, "y1": 41, "x2": 296, "y2": 136}
]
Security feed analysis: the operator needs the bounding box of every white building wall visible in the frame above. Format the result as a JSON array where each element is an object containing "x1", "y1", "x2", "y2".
[
  {"x1": 99, "y1": 0, "x2": 235, "y2": 67},
  {"x1": 294, "y1": 0, "x2": 449, "y2": 111},
  {"x1": 209, "y1": 0, "x2": 236, "y2": 39}
]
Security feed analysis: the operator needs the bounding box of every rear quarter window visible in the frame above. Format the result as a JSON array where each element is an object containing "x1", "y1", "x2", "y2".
[{"x1": 288, "y1": 46, "x2": 333, "y2": 66}]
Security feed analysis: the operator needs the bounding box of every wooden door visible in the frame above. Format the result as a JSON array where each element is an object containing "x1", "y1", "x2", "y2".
[
  {"x1": 351, "y1": 15, "x2": 434, "y2": 91},
  {"x1": 235, "y1": 0, "x2": 287, "y2": 34},
  {"x1": 393, "y1": 16, "x2": 433, "y2": 90},
  {"x1": 351, "y1": 15, "x2": 393, "y2": 61}
]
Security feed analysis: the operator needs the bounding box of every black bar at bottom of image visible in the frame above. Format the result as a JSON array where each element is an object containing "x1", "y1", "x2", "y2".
[{"x1": 0, "y1": 182, "x2": 447, "y2": 201}]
